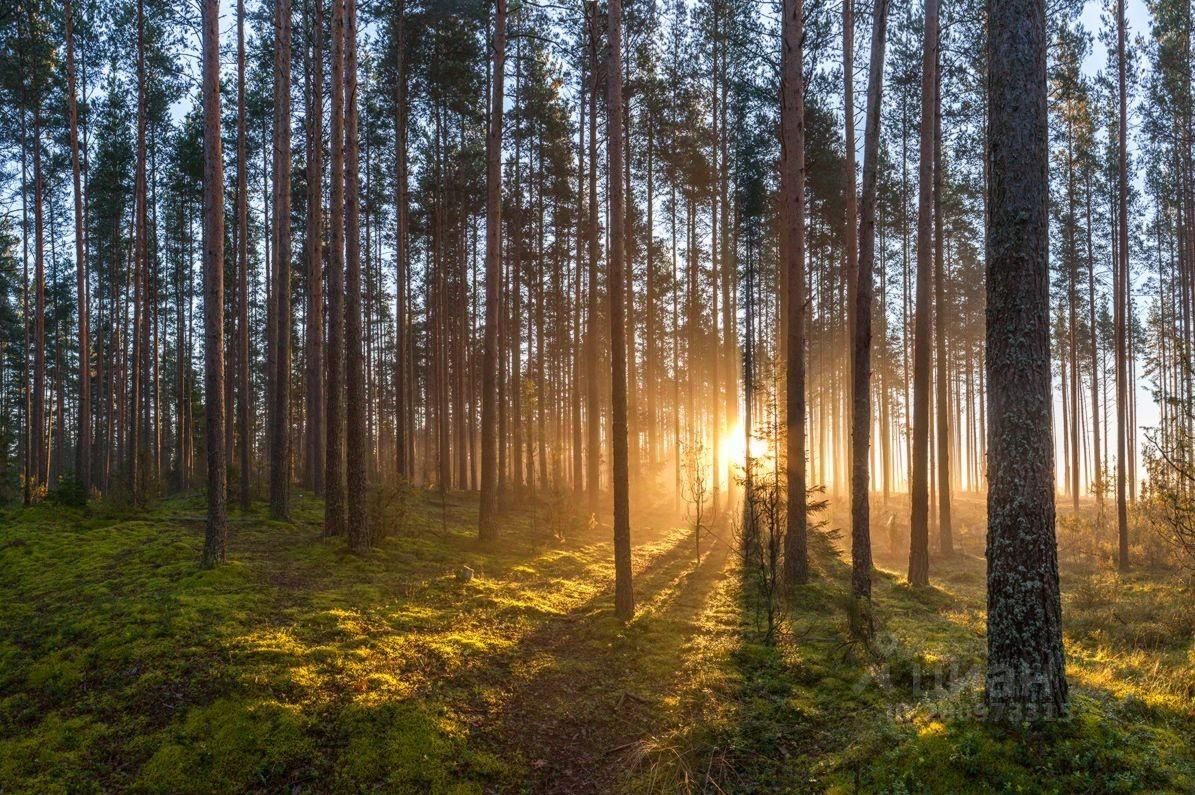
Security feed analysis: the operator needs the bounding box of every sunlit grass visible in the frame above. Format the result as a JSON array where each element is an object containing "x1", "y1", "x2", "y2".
[{"x1": 0, "y1": 491, "x2": 1191, "y2": 792}]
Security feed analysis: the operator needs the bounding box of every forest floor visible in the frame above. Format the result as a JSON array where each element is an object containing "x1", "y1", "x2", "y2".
[{"x1": 0, "y1": 488, "x2": 1192, "y2": 793}]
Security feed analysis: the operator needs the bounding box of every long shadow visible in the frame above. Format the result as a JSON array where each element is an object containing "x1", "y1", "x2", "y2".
[
  {"x1": 471, "y1": 529, "x2": 734, "y2": 793},
  {"x1": 200, "y1": 496, "x2": 721, "y2": 790}
]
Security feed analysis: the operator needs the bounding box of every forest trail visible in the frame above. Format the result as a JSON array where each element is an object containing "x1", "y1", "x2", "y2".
[{"x1": 478, "y1": 518, "x2": 734, "y2": 792}]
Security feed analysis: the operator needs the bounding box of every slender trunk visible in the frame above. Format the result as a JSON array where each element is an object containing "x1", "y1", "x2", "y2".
[
  {"x1": 479, "y1": 0, "x2": 506, "y2": 540},
  {"x1": 908, "y1": 0, "x2": 937, "y2": 586},
  {"x1": 1115, "y1": 0, "x2": 1130, "y2": 570},
  {"x1": 236, "y1": 0, "x2": 251, "y2": 510},
  {"x1": 305, "y1": 0, "x2": 325, "y2": 495},
  {"x1": 270, "y1": 0, "x2": 293, "y2": 519},
  {"x1": 66, "y1": 0, "x2": 90, "y2": 494},
  {"x1": 851, "y1": 0, "x2": 889, "y2": 620},
  {"x1": 201, "y1": 0, "x2": 228, "y2": 567},
  {"x1": 325, "y1": 0, "x2": 347, "y2": 537},
  {"x1": 933, "y1": 50, "x2": 951, "y2": 554},
  {"x1": 608, "y1": 0, "x2": 634, "y2": 620},
  {"x1": 394, "y1": 1, "x2": 410, "y2": 481},
  {"x1": 781, "y1": 0, "x2": 808, "y2": 587},
  {"x1": 130, "y1": 0, "x2": 148, "y2": 504},
  {"x1": 585, "y1": 9, "x2": 601, "y2": 508},
  {"x1": 345, "y1": 0, "x2": 369, "y2": 552}
]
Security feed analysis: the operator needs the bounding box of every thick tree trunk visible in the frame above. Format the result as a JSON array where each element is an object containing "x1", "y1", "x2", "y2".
[
  {"x1": 781, "y1": 0, "x2": 808, "y2": 587},
  {"x1": 984, "y1": 0, "x2": 1067, "y2": 721},
  {"x1": 608, "y1": 0, "x2": 634, "y2": 621},
  {"x1": 479, "y1": 0, "x2": 506, "y2": 541},
  {"x1": 201, "y1": 0, "x2": 228, "y2": 567}
]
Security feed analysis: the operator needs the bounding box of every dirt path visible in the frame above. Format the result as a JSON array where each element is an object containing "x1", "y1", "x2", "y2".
[{"x1": 476, "y1": 526, "x2": 735, "y2": 793}]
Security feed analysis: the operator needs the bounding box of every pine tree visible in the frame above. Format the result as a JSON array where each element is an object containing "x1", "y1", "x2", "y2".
[
  {"x1": 201, "y1": 0, "x2": 228, "y2": 567},
  {"x1": 985, "y1": 0, "x2": 1068, "y2": 722}
]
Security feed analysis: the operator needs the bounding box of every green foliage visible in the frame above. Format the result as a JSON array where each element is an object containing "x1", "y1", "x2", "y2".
[{"x1": 45, "y1": 476, "x2": 88, "y2": 509}]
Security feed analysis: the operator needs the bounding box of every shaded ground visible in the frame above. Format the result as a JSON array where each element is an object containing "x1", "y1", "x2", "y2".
[{"x1": 0, "y1": 490, "x2": 1191, "y2": 793}]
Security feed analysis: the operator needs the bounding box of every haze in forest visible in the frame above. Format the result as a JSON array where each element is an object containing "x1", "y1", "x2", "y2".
[{"x1": 0, "y1": 0, "x2": 1192, "y2": 790}]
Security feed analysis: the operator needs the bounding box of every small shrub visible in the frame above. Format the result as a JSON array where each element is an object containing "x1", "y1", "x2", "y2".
[
  {"x1": 46, "y1": 475, "x2": 87, "y2": 508},
  {"x1": 368, "y1": 480, "x2": 416, "y2": 541}
]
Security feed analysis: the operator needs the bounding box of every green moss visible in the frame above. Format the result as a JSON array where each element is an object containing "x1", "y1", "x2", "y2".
[
  {"x1": 1, "y1": 492, "x2": 1191, "y2": 792},
  {"x1": 136, "y1": 699, "x2": 312, "y2": 793}
]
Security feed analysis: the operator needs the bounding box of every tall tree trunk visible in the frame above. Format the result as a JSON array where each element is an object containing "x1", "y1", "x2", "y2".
[
  {"x1": 393, "y1": 0, "x2": 410, "y2": 481},
  {"x1": 325, "y1": 0, "x2": 347, "y2": 537},
  {"x1": 237, "y1": 0, "x2": 251, "y2": 511},
  {"x1": 345, "y1": 0, "x2": 370, "y2": 552},
  {"x1": 31, "y1": 68, "x2": 46, "y2": 495},
  {"x1": 608, "y1": 0, "x2": 634, "y2": 621},
  {"x1": 270, "y1": 0, "x2": 293, "y2": 519},
  {"x1": 479, "y1": 0, "x2": 506, "y2": 541},
  {"x1": 305, "y1": 0, "x2": 325, "y2": 495},
  {"x1": 781, "y1": 0, "x2": 809, "y2": 587},
  {"x1": 908, "y1": 0, "x2": 937, "y2": 587},
  {"x1": 66, "y1": 0, "x2": 90, "y2": 495},
  {"x1": 933, "y1": 51, "x2": 952, "y2": 554},
  {"x1": 585, "y1": 8, "x2": 601, "y2": 509},
  {"x1": 843, "y1": 0, "x2": 858, "y2": 450},
  {"x1": 1115, "y1": 0, "x2": 1130, "y2": 570},
  {"x1": 850, "y1": 0, "x2": 889, "y2": 629},
  {"x1": 130, "y1": 0, "x2": 148, "y2": 504},
  {"x1": 1086, "y1": 171, "x2": 1101, "y2": 508},
  {"x1": 985, "y1": 0, "x2": 1067, "y2": 720},
  {"x1": 201, "y1": 0, "x2": 228, "y2": 567}
]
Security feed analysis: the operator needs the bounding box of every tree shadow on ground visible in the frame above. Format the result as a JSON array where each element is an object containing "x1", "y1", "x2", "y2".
[{"x1": 472, "y1": 523, "x2": 735, "y2": 793}]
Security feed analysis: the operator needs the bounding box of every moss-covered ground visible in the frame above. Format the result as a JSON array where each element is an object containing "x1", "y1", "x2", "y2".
[{"x1": 0, "y1": 491, "x2": 1191, "y2": 793}]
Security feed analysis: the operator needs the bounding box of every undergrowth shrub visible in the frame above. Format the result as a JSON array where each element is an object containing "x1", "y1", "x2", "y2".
[
  {"x1": 368, "y1": 480, "x2": 416, "y2": 541},
  {"x1": 46, "y1": 475, "x2": 87, "y2": 508}
]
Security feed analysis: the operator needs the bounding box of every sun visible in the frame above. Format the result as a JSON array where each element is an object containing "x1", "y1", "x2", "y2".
[{"x1": 720, "y1": 423, "x2": 771, "y2": 470}]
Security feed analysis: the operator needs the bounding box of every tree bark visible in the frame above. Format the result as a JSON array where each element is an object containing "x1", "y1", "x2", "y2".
[
  {"x1": 237, "y1": 0, "x2": 252, "y2": 511},
  {"x1": 201, "y1": 0, "x2": 228, "y2": 567},
  {"x1": 305, "y1": 0, "x2": 325, "y2": 495},
  {"x1": 608, "y1": 0, "x2": 634, "y2": 621},
  {"x1": 851, "y1": 0, "x2": 889, "y2": 620},
  {"x1": 933, "y1": 47, "x2": 952, "y2": 554},
  {"x1": 66, "y1": 0, "x2": 90, "y2": 495},
  {"x1": 270, "y1": 0, "x2": 293, "y2": 519},
  {"x1": 585, "y1": 7, "x2": 601, "y2": 510},
  {"x1": 908, "y1": 0, "x2": 937, "y2": 587},
  {"x1": 393, "y1": 0, "x2": 410, "y2": 481},
  {"x1": 480, "y1": 0, "x2": 507, "y2": 541},
  {"x1": 781, "y1": 0, "x2": 809, "y2": 587},
  {"x1": 344, "y1": 0, "x2": 370, "y2": 552},
  {"x1": 984, "y1": 0, "x2": 1067, "y2": 721},
  {"x1": 325, "y1": 0, "x2": 347, "y2": 537},
  {"x1": 1115, "y1": 0, "x2": 1130, "y2": 570}
]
